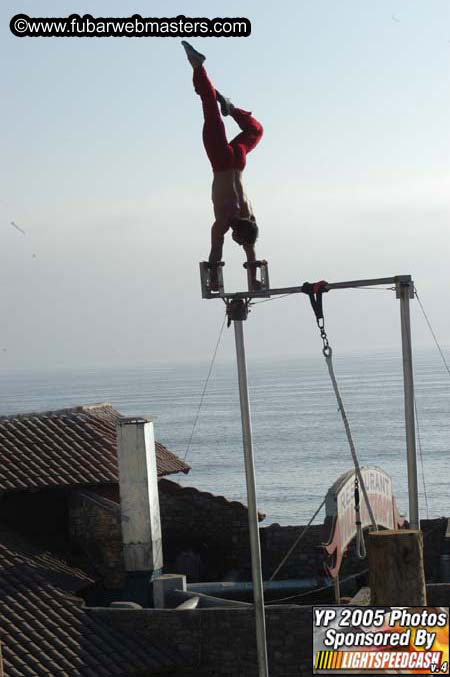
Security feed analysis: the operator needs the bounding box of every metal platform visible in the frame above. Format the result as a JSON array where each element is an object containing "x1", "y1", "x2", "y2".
[
  {"x1": 199, "y1": 260, "x2": 414, "y2": 299},
  {"x1": 199, "y1": 259, "x2": 418, "y2": 677}
]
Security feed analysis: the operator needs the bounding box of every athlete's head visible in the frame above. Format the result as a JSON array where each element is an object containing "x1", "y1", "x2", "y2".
[{"x1": 231, "y1": 217, "x2": 259, "y2": 246}]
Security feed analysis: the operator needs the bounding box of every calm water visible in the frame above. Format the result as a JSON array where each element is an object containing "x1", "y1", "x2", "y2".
[{"x1": 1, "y1": 349, "x2": 449, "y2": 525}]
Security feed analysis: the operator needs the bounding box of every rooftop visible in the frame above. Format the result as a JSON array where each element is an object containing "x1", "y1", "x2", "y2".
[
  {"x1": 159, "y1": 478, "x2": 266, "y2": 521},
  {"x1": 0, "y1": 403, "x2": 190, "y2": 494},
  {"x1": 0, "y1": 525, "x2": 184, "y2": 675}
]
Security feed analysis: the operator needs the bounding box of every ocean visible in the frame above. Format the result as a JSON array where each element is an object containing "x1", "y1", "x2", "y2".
[{"x1": 0, "y1": 348, "x2": 448, "y2": 526}]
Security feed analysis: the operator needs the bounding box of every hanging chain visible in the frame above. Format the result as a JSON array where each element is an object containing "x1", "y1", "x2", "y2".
[
  {"x1": 307, "y1": 287, "x2": 378, "y2": 533},
  {"x1": 317, "y1": 317, "x2": 331, "y2": 357}
]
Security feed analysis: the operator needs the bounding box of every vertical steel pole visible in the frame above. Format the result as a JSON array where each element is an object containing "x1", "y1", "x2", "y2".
[
  {"x1": 233, "y1": 318, "x2": 269, "y2": 677},
  {"x1": 398, "y1": 280, "x2": 419, "y2": 530}
]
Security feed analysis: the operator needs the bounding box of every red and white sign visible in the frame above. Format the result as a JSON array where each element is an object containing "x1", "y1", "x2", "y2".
[{"x1": 323, "y1": 466, "x2": 404, "y2": 577}]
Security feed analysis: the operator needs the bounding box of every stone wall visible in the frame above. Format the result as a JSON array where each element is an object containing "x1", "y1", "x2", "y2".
[
  {"x1": 158, "y1": 479, "x2": 257, "y2": 581},
  {"x1": 89, "y1": 605, "x2": 314, "y2": 677},
  {"x1": 421, "y1": 518, "x2": 448, "y2": 581},
  {"x1": 69, "y1": 490, "x2": 125, "y2": 588},
  {"x1": 336, "y1": 518, "x2": 448, "y2": 585},
  {"x1": 260, "y1": 524, "x2": 325, "y2": 580},
  {"x1": 68, "y1": 481, "x2": 447, "y2": 594}
]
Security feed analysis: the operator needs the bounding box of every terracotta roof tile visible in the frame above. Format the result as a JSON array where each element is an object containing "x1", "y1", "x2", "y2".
[
  {"x1": 0, "y1": 528, "x2": 184, "y2": 675},
  {"x1": 0, "y1": 403, "x2": 190, "y2": 493},
  {"x1": 159, "y1": 478, "x2": 266, "y2": 521}
]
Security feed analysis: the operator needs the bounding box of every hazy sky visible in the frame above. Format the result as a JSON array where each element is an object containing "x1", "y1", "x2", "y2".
[{"x1": 1, "y1": 0, "x2": 449, "y2": 370}]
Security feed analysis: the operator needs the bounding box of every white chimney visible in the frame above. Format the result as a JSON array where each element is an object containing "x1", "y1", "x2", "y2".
[{"x1": 116, "y1": 417, "x2": 163, "y2": 574}]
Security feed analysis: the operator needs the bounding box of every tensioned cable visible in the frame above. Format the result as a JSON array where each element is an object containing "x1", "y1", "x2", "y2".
[
  {"x1": 323, "y1": 347, "x2": 377, "y2": 551},
  {"x1": 267, "y1": 497, "x2": 326, "y2": 582},
  {"x1": 264, "y1": 518, "x2": 448, "y2": 604},
  {"x1": 414, "y1": 288, "x2": 450, "y2": 377},
  {"x1": 250, "y1": 286, "x2": 395, "y2": 312},
  {"x1": 414, "y1": 396, "x2": 429, "y2": 519},
  {"x1": 183, "y1": 311, "x2": 227, "y2": 461},
  {"x1": 302, "y1": 283, "x2": 377, "y2": 549},
  {"x1": 250, "y1": 293, "x2": 292, "y2": 305},
  {"x1": 412, "y1": 286, "x2": 448, "y2": 519},
  {"x1": 255, "y1": 283, "x2": 377, "y2": 566},
  {"x1": 265, "y1": 568, "x2": 370, "y2": 604},
  {"x1": 252, "y1": 287, "x2": 394, "y2": 305},
  {"x1": 343, "y1": 286, "x2": 395, "y2": 292}
]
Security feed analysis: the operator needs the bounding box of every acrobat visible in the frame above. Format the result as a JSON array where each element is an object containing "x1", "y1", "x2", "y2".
[{"x1": 182, "y1": 41, "x2": 264, "y2": 291}]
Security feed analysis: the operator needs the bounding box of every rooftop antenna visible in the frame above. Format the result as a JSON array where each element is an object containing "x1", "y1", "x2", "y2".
[{"x1": 200, "y1": 260, "x2": 419, "y2": 677}]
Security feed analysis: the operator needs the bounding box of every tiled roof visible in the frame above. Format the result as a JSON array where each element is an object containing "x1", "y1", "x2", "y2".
[
  {"x1": 79, "y1": 481, "x2": 266, "y2": 522},
  {"x1": 159, "y1": 478, "x2": 266, "y2": 521},
  {"x1": 0, "y1": 526, "x2": 184, "y2": 676},
  {"x1": 0, "y1": 527, "x2": 93, "y2": 594},
  {"x1": 0, "y1": 403, "x2": 190, "y2": 494}
]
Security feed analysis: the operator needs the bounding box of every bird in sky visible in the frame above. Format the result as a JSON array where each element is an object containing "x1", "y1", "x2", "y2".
[{"x1": 10, "y1": 221, "x2": 26, "y2": 235}]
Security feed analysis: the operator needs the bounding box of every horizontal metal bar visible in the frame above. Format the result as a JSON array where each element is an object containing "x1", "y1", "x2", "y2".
[
  {"x1": 221, "y1": 286, "x2": 303, "y2": 300},
  {"x1": 213, "y1": 275, "x2": 412, "y2": 301},
  {"x1": 326, "y1": 275, "x2": 411, "y2": 290}
]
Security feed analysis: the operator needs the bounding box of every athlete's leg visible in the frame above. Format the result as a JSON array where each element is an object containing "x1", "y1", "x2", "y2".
[
  {"x1": 229, "y1": 108, "x2": 264, "y2": 170},
  {"x1": 192, "y1": 67, "x2": 234, "y2": 172}
]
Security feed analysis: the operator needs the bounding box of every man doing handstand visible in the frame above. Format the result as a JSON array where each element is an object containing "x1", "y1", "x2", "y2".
[{"x1": 182, "y1": 41, "x2": 264, "y2": 290}]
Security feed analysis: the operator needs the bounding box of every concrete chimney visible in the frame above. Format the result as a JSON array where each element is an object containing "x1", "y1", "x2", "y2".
[{"x1": 116, "y1": 417, "x2": 163, "y2": 577}]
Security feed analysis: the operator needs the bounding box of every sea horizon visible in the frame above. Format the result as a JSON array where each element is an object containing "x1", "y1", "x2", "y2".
[{"x1": 1, "y1": 346, "x2": 449, "y2": 526}]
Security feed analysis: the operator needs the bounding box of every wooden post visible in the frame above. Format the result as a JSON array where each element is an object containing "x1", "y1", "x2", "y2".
[{"x1": 368, "y1": 529, "x2": 427, "y2": 605}]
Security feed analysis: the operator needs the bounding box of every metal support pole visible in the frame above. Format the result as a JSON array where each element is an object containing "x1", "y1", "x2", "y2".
[
  {"x1": 397, "y1": 280, "x2": 419, "y2": 530},
  {"x1": 231, "y1": 304, "x2": 269, "y2": 677}
]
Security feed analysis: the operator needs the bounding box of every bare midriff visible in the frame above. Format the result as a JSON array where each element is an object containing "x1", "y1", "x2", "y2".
[{"x1": 212, "y1": 169, "x2": 253, "y2": 222}]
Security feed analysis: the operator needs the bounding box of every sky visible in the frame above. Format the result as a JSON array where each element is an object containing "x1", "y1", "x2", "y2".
[{"x1": 1, "y1": 0, "x2": 449, "y2": 370}]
